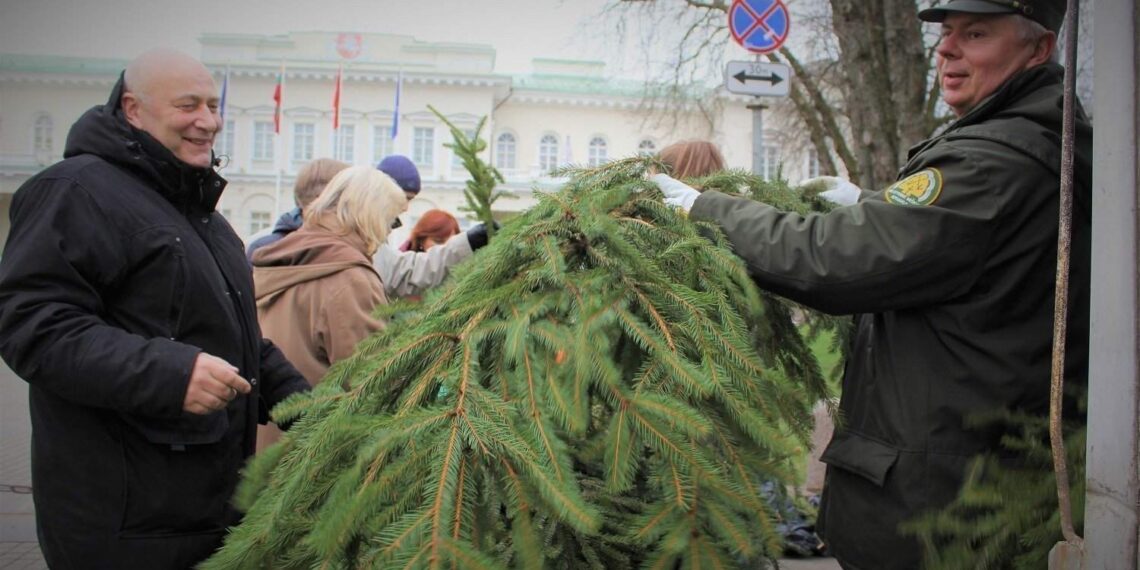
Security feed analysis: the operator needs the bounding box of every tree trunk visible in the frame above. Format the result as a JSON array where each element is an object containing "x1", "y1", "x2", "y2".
[{"x1": 829, "y1": 0, "x2": 931, "y2": 189}]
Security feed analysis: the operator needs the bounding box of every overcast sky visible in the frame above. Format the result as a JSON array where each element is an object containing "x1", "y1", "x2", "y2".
[{"x1": 0, "y1": 0, "x2": 626, "y2": 75}]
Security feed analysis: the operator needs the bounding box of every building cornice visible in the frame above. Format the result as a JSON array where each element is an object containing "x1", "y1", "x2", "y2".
[{"x1": 210, "y1": 64, "x2": 509, "y2": 90}]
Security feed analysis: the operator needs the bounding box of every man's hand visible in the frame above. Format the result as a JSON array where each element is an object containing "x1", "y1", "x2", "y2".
[
  {"x1": 650, "y1": 173, "x2": 700, "y2": 213},
  {"x1": 804, "y1": 176, "x2": 863, "y2": 206},
  {"x1": 183, "y1": 352, "x2": 251, "y2": 415}
]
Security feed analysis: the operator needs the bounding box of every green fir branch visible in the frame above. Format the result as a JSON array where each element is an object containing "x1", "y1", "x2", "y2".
[{"x1": 203, "y1": 158, "x2": 842, "y2": 569}]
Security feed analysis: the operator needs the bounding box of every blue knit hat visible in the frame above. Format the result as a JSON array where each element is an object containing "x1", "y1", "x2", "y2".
[{"x1": 377, "y1": 154, "x2": 421, "y2": 194}]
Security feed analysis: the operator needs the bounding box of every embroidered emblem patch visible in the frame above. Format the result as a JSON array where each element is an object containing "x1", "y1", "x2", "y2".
[{"x1": 886, "y1": 168, "x2": 943, "y2": 206}]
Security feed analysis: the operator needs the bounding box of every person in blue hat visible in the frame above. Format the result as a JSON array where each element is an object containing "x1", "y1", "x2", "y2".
[
  {"x1": 377, "y1": 154, "x2": 421, "y2": 201},
  {"x1": 247, "y1": 155, "x2": 492, "y2": 298},
  {"x1": 652, "y1": 0, "x2": 1088, "y2": 567},
  {"x1": 372, "y1": 154, "x2": 492, "y2": 297}
]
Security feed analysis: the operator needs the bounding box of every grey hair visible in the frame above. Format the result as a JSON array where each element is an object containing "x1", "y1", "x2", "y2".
[{"x1": 1012, "y1": 15, "x2": 1058, "y2": 62}]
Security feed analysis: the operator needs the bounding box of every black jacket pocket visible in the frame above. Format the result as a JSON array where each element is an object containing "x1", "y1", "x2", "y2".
[
  {"x1": 820, "y1": 430, "x2": 899, "y2": 487},
  {"x1": 120, "y1": 410, "x2": 228, "y2": 446}
]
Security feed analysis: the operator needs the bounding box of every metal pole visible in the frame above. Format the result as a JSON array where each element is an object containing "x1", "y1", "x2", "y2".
[
  {"x1": 1048, "y1": 0, "x2": 1082, "y2": 549},
  {"x1": 1083, "y1": 0, "x2": 1140, "y2": 564},
  {"x1": 749, "y1": 99, "x2": 767, "y2": 176}
]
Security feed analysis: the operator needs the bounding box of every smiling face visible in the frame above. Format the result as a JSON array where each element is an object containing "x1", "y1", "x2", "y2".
[
  {"x1": 936, "y1": 13, "x2": 1055, "y2": 116},
  {"x1": 122, "y1": 52, "x2": 221, "y2": 168}
]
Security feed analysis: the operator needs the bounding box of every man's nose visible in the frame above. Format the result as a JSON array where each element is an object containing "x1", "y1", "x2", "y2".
[
  {"x1": 936, "y1": 33, "x2": 959, "y2": 59},
  {"x1": 195, "y1": 105, "x2": 221, "y2": 132}
]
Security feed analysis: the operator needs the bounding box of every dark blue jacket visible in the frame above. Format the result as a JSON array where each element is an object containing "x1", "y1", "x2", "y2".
[{"x1": 246, "y1": 207, "x2": 302, "y2": 260}]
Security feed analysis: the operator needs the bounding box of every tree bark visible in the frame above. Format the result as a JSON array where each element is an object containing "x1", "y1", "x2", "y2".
[{"x1": 829, "y1": 0, "x2": 931, "y2": 188}]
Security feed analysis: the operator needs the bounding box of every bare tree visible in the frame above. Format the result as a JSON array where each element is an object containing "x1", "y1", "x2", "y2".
[{"x1": 602, "y1": 0, "x2": 949, "y2": 188}]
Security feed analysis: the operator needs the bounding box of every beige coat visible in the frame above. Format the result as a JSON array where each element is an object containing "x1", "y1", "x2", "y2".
[{"x1": 251, "y1": 228, "x2": 387, "y2": 448}]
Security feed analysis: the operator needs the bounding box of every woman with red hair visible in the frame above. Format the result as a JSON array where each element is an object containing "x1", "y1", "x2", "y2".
[{"x1": 402, "y1": 209, "x2": 461, "y2": 252}]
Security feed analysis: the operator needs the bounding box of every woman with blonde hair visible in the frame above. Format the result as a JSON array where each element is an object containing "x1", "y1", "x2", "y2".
[{"x1": 250, "y1": 165, "x2": 406, "y2": 448}]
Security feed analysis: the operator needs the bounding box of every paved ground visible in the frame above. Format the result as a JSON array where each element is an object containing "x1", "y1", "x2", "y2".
[
  {"x1": 0, "y1": 359, "x2": 839, "y2": 569},
  {"x1": 0, "y1": 360, "x2": 45, "y2": 569}
]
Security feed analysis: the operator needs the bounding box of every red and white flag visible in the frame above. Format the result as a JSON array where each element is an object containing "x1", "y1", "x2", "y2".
[
  {"x1": 272, "y1": 63, "x2": 285, "y2": 134},
  {"x1": 332, "y1": 65, "x2": 343, "y2": 131}
]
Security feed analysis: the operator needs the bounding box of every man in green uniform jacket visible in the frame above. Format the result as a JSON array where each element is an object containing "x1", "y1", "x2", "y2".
[{"x1": 653, "y1": 0, "x2": 1091, "y2": 567}]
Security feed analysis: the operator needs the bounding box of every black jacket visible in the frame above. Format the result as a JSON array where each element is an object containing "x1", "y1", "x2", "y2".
[
  {"x1": 0, "y1": 76, "x2": 310, "y2": 568},
  {"x1": 691, "y1": 63, "x2": 1091, "y2": 569}
]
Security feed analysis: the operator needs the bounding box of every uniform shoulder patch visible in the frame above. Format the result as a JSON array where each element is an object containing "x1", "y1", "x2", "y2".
[{"x1": 885, "y1": 168, "x2": 943, "y2": 206}]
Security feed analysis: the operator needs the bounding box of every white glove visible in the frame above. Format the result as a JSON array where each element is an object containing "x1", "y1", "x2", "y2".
[
  {"x1": 650, "y1": 173, "x2": 700, "y2": 213},
  {"x1": 803, "y1": 176, "x2": 862, "y2": 206}
]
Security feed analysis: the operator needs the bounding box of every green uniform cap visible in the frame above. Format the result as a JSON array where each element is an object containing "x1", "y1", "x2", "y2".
[{"x1": 918, "y1": 0, "x2": 1066, "y2": 33}]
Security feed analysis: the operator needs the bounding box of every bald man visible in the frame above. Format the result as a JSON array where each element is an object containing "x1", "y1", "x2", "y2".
[{"x1": 0, "y1": 49, "x2": 310, "y2": 568}]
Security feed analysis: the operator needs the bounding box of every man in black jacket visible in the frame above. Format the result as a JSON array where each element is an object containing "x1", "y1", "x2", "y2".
[
  {"x1": 0, "y1": 49, "x2": 311, "y2": 568},
  {"x1": 653, "y1": 0, "x2": 1089, "y2": 568}
]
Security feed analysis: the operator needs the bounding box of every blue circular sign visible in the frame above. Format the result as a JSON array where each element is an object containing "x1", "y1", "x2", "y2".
[{"x1": 729, "y1": 0, "x2": 791, "y2": 54}]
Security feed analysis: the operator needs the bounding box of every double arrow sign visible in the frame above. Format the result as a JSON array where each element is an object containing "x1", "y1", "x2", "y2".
[
  {"x1": 733, "y1": 70, "x2": 784, "y2": 86},
  {"x1": 724, "y1": 61, "x2": 792, "y2": 97}
]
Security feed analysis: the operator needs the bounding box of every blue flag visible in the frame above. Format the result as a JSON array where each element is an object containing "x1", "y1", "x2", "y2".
[
  {"x1": 219, "y1": 66, "x2": 230, "y2": 122},
  {"x1": 391, "y1": 71, "x2": 402, "y2": 140}
]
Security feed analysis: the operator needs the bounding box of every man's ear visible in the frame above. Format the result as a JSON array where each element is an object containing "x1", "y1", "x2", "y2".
[
  {"x1": 121, "y1": 92, "x2": 144, "y2": 129},
  {"x1": 1029, "y1": 32, "x2": 1057, "y2": 67}
]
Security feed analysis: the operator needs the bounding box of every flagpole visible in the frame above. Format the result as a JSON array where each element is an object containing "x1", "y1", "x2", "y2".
[{"x1": 218, "y1": 63, "x2": 230, "y2": 166}]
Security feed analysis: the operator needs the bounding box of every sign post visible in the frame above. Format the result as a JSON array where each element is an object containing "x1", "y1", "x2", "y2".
[{"x1": 727, "y1": 0, "x2": 791, "y2": 177}]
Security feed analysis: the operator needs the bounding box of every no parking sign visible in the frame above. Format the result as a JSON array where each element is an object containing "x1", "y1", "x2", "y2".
[{"x1": 729, "y1": 0, "x2": 791, "y2": 55}]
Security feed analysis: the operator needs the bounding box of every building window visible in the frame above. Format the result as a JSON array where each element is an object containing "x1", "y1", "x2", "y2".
[
  {"x1": 373, "y1": 125, "x2": 393, "y2": 164},
  {"x1": 333, "y1": 125, "x2": 355, "y2": 163},
  {"x1": 249, "y1": 211, "x2": 271, "y2": 235},
  {"x1": 33, "y1": 114, "x2": 53, "y2": 155},
  {"x1": 292, "y1": 122, "x2": 315, "y2": 164},
  {"x1": 637, "y1": 139, "x2": 656, "y2": 156},
  {"x1": 759, "y1": 146, "x2": 780, "y2": 180},
  {"x1": 215, "y1": 120, "x2": 235, "y2": 159},
  {"x1": 807, "y1": 149, "x2": 821, "y2": 178},
  {"x1": 253, "y1": 121, "x2": 274, "y2": 161},
  {"x1": 413, "y1": 126, "x2": 434, "y2": 166},
  {"x1": 538, "y1": 134, "x2": 559, "y2": 173},
  {"x1": 495, "y1": 132, "x2": 516, "y2": 170},
  {"x1": 587, "y1": 137, "x2": 608, "y2": 167},
  {"x1": 451, "y1": 129, "x2": 476, "y2": 167}
]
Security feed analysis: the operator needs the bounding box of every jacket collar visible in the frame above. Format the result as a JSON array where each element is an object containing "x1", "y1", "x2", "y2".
[
  {"x1": 905, "y1": 63, "x2": 1064, "y2": 162},
  {"x1": 63, "y1": 72, "x2": 227, "y2": 213},
  {"x1": 949, "y1": 62, "x2": 1064, "y2": 129}
]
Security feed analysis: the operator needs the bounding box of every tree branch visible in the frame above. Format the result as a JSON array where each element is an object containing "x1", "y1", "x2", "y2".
[{"x1": 773, "y1": 47, "x2": 861, "y2": 182}]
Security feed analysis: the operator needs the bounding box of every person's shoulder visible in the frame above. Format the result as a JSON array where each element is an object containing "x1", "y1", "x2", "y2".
[
  {"x1": 13, "y1": 156, "x2": 120, "y2": 206},
  {"x1": 20, "y1": 154, "x2": 107, "y2": 187}
]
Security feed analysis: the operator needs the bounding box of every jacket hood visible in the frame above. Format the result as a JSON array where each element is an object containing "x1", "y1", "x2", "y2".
[
  {"x1": 251, "y1": 228, "x2": 378, "y2": 301},
  {"x1": 914, "y1": 63, "x2": 1093, "y2": 205},
  {"x1": 948, "y1": 63, "x2": 1089, "y2": 201},
  {"x1": 63, "y1": 72, "x2": 226, "y2": 212},
  {"x1": 272, "y1": 208, "x2": 304, "y2": 234}
]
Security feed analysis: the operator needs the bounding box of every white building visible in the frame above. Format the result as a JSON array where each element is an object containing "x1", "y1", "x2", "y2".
[{"x1": 0, "y1": 32, "x2": 811, "y2": 251}]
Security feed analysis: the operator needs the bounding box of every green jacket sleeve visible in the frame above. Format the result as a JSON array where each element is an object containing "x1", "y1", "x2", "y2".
[{"x1": 689, "y1": 141, "x2": 1015, "y2": 315}]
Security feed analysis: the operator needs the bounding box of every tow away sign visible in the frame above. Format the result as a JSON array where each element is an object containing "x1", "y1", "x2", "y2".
[{"x1": 724, "y1": 61, "x2": 791, "y2": 97}]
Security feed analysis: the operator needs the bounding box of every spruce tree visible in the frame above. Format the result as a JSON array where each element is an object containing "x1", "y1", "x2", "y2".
[
  {"x1": 901, "y1": 394, "x2": 1086, "y2": 569},
  {"x1": 202, "y1": 140, "x2": 835, "y2": 569}
]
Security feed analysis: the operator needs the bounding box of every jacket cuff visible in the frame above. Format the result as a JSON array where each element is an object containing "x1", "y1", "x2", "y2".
[
  {"x1": 689, "y1": 190, "x2": 734, "y2": 222},
  {"x1": 149, "y1": 338, "x2": 203, "y2": 418}
]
